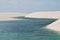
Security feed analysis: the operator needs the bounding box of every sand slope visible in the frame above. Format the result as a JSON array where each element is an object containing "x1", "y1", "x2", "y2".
[{"x1": 46, "y1": 19, "x2": 60, "y2": 32}]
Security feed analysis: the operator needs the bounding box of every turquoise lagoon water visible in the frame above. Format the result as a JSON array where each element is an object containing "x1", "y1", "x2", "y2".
[{"x1": 0, "y1": 18, "x2": 60, "y2": 40}]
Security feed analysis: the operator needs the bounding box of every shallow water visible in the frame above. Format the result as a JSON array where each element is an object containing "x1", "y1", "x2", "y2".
[{"x1": 0, "y1": 18, "x2": 60, "y2": 40}]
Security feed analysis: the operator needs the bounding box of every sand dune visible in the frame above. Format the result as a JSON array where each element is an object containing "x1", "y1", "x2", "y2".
[
  {"x1": 25, "y1": 11, "x2": 60, "y2": 32},
  {"x1": 25, "y1": 11, "x2": 60, "y2": 19},
  {"x1": 0, "y1": 12, "x2": 27, "y2": 21}
]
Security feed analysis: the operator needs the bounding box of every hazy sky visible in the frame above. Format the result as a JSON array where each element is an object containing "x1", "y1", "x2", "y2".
[{"x1": 0, "y1": 0, "x2": 59, "y2": 13}]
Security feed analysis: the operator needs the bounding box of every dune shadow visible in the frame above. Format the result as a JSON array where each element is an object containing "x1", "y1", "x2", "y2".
[{"x1": 12, "y1": 16, "x2": 57, "y2": 20}]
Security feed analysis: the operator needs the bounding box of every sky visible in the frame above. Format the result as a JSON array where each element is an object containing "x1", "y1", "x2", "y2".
[{"x1": 0, "y1": 0, "x2": 60, "y2": 13}]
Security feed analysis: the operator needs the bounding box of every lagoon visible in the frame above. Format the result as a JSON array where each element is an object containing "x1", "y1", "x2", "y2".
[{"x1": 0, "y1": 18, "x2": 59, "y2": 40}]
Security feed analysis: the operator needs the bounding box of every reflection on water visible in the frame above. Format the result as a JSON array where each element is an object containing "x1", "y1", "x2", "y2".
[{"x1": 0, "y1": 18, "x2": 59, "y2": 40}]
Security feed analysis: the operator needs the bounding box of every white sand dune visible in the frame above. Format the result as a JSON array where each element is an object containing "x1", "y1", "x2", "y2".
[
  {"x1": 25, "y1": 11, "x2": 60, "y2": 32},
  {"x1": 0, "y1": 12, "x2": 27, "y2": 21},
  {"x1": 25, "y1": 11, "x2": 60, "y2": 19}
]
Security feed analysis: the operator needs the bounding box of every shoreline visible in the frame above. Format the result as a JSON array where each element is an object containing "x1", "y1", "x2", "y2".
[{"x1": 25, "y1": 11, "x2": 60, "y2": 32}]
